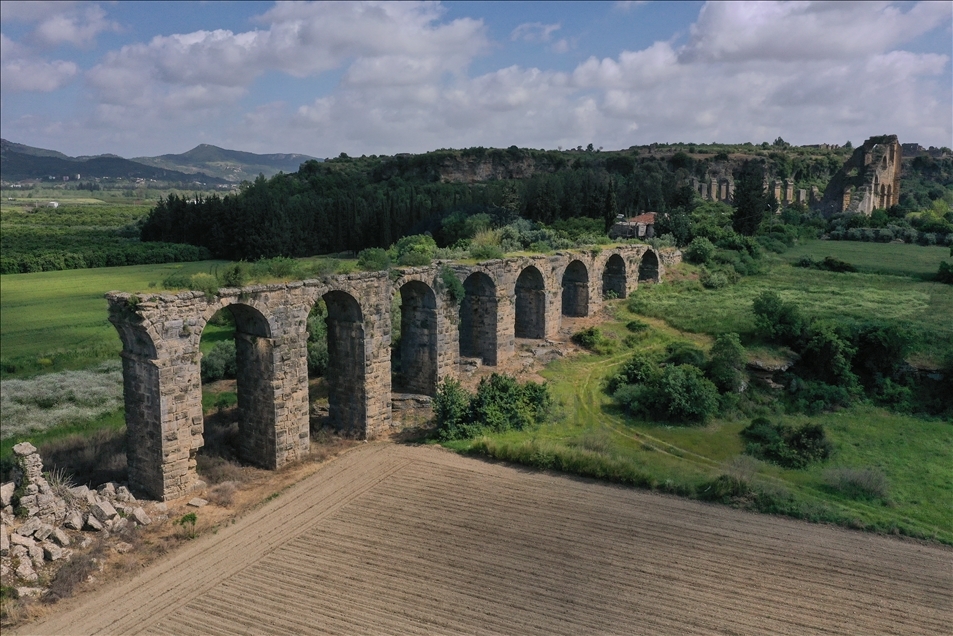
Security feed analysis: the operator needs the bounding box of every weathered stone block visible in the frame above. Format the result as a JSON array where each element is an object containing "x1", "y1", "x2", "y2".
[
  {"x1": 90, "y1": 500, "x2": 118, "y2": 523},
  {"x1": 0, "y1": 482, "x2": 14, "y2": 507}
]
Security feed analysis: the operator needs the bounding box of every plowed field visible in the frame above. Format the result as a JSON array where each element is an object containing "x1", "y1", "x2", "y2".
[{"x1": 23, "y1": 444, "x2": 952, "y2": 635}]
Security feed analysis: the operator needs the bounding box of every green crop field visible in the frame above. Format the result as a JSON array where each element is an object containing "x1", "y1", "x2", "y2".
[{"x1": 0, "y1": 260, "x2": 226, "y2": 377}]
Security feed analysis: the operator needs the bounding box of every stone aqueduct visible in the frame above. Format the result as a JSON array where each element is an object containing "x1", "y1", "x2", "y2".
[{"x1": 107, "y1": 245, "x2": 679, "y2": 500}]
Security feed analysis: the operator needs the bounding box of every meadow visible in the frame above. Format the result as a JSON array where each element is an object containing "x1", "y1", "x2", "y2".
[{"x1": 0, "y1": 260, "x2": 226, "y2": 377}]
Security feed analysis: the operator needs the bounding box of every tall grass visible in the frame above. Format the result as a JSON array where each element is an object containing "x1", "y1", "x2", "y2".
[{"x1": 1, "y1": 361, "x2": 122, "y2": 436}]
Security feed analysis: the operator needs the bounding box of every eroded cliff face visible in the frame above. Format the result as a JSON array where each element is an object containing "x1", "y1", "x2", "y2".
[{"x1": 819, "y1": 135, "x2": 901, "y2": 216}]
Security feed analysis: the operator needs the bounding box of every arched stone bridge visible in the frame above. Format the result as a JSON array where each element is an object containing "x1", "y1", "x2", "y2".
[{"x1": 107, "y1": 245, "x2": 680, "y2": 500}]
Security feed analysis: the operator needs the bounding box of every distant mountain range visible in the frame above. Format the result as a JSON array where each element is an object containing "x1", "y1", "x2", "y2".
[{"x1": 0, "y1": 139, "x2": 319, "y2": 184}]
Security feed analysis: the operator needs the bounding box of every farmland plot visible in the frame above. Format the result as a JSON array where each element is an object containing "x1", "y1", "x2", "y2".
[{"x1": 24, "y1": 444, "x2": 952, "y2": 635}]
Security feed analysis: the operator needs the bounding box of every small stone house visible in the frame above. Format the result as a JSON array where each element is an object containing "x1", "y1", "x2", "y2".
[{"x1": 609, "y1": 212, "x2": 656, "y2": 239}]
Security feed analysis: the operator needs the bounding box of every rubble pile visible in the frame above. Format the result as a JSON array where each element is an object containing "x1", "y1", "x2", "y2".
[{"x1": 1, "y1": 442, "x2": 162, "y2": 600}]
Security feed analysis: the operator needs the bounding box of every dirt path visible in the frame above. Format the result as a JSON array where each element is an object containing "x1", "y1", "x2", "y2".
[{"x1": 21, "y1": 443, "x2": 952, "y2": 635}]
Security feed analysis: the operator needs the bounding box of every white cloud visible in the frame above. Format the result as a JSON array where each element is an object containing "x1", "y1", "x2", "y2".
[
  {"x1": 510, "y1": 22, "x2": 561, "y2": 43},
  {"x1": 683, "y1": 1, "x2": 951, "y2": 62},
  {"x1": 0, "y1": 32, "x2": 77, "y2": 92},
  {"x1": 31, "y1": 4, "x2": 118, "y2": 48}
]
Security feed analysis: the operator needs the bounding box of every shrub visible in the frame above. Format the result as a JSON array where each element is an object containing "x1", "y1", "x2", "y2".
[
  {"x1": 218, "y1": 262, "x2": 250, "y2": 288},
  {"x1": 356, "y1": 247, "x2": 390, "y2": 271},
  {"x1": 189, "y1": 273, "x2": 219, "y2": 296},
  {"x1": 571, "y1": 327, "x2": 615, "y2": 354},
  {"x1": 208, "y1": 481, "x2": 238, "y2": 507},
  {"x1": 201, "y1": 341, "x2": 237, "y2": 383},
  {"x1": 664, "y1": 341, "x2": 707, "y2": 367},
  {"x1": 700, "y1": 268, "x2": 730, "y2": 289},
  {"x1": 469, "y1": 243, "x2": 504, "y2": 260},
  {"x1": 798, "y1": 322, "x2": 857, "y2": 389},
  {"x1": 741, "y1": 417, "x2": 831, "y2": 468},
  {"x1": 605, "y1": 352, "x2": 658, "y2": 394},
  {"x1": 616, "y1": 364, "x2": 719, "y2": 424},
  {"x1": 394, "y1": 234, "x2": 437, "y2": 266},
  {"x1": 307, "y1": 340, "x2": 328, "y2": 376},
  {"x1": 625, "y1": 319, "x2": 650, "y2": 334},
  {"x1": 175, "y1": 512, "x2": 198, "y2": 539},
  {"x1": 435, "y1": 374, "x2": 551, "y2": 440},
  {"x1": 752, "y1": 291, "x2": 806, "y2": 346},
  {"x1": 707, "y1": 332, "x2": 746, "y2": 393},
  {"x1": 824, "y1": 467, "x2": 889, "y2": 501},
  {"x1": 440, "y1": 266, "x2": 465, "y2": 304},
  {"x1": 685, "y1": 237, "x2": 716, "y2": 264},
  {"x1": 937, "y1": 261, "x2": 953, "y2": 284},
  {"x1": 819, "y1": 256, "x2": 856, "y2": 273}
]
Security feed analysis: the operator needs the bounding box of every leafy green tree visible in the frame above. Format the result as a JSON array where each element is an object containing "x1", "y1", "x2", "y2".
[
  {"x1": 732, "y1": 160, "x2": 771, "y2": 236},
  {"x1": 707, "y1": 333, "x2": 746, "y2": 393}
]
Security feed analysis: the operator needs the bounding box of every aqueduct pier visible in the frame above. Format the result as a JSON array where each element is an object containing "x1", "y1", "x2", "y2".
[{"x1": 107, "y1": 245, "x2": 680, "y2": 500}]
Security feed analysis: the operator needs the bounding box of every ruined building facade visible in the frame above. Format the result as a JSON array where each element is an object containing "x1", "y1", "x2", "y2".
[
  {"x1": 819, "y1": 135, "x2": 902, "y2": 216},
  {"x1": 107, "y1": 246, "x2": 679, "y2": 501}
]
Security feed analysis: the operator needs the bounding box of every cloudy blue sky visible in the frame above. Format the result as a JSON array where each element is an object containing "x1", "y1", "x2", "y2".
[{"x1": 1, "y1": 1, "x2": 950, "y2": 158}]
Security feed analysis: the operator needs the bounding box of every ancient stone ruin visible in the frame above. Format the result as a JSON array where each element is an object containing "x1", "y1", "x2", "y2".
[
  {"x1": 819, "y1": 135, "x2": 902, "y2": 216},
  {"x1": 1, "y1": 442, "x2": 156, "y2": 597},
  {"x1": 105, "y1": 247, "x2": 679, "y2": 502}
]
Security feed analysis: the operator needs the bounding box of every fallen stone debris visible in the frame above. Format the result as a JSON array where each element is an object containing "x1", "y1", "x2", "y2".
[{"x1": 0, "y1": 441, "x2": 165, "y2": 600}]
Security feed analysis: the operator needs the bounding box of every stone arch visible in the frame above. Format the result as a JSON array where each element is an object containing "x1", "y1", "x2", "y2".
[
  {"x1": 602, "y1": 253, "x2": 627, "y2": 299},
  {"x1": 638, "y1": 250, "x2": 660, "y2": 283},
  {"x1": 515, "y1": 266, "x2": 546, "y2": 339},
  {"x1": 397, "y1": 280, "x2": 438, "y2": 395},
  {"x1": 321, "y1": 290, "x2": 367, "y2": 436},
  {"x1": 561, "y1": 260, "x2": 589, "y2": 317},
  {"x1": 460, "y1": 271, "x2": 497, "y2": 365},
  {"x1": 209, "y1": 302, "x2": 278, "y2": 469}
]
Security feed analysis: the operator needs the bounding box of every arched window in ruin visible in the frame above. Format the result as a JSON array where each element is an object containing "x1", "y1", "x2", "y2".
[
  {"x1": 561, "y1": 260, "x2": 589, "y2": 317},
  {"x1": 602, "y1": 254, "x2": 627, "y2": 299},
  {"x1": 395, "y1": 281, "x2": 438, "y2": 396},
  {"x1": 515, "y1": 266, "x2": 546, "y2": 339},
  {"x1": 322, "y1": 291, "x2": 366, "y2": 436},
  {"x1": 460, "y1": 272, "x2": 497, "y2": 366},
  {"x1": 638, "y1": 250, "x2": 660, "y2": 283}
]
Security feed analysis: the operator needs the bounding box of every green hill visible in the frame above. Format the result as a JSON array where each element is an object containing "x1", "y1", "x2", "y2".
[{"x1": 132, "y1": 144, "x2": 318, "y2": 182}]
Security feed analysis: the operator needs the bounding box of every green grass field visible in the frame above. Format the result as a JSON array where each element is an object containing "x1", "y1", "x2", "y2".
[
  {"x1": 632, "y1": 241, "x2": 953, "y2": 364},
  {"x1": 0, "y1": 260, "x2": 226, "y2": 377},
  {"x1": 445, "y1": 302, "x2": 953, "y2": 543},
  {"x1": 782, "y1": 240, "x2": 950, "y2": 279}
]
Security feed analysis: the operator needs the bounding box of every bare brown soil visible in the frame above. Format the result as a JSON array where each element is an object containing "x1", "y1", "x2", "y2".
[{"x1": 19, "y1": 443, "x2": 952, "y2": 635}]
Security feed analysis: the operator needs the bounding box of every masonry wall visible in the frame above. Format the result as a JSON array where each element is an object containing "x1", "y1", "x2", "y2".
[{"x1": 107, "y1": 246, "x2": 679, "y2": 500}]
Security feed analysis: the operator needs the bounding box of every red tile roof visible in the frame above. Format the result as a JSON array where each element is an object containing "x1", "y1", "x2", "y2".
[{"x1": 629, "y1": 212, "x2": 656, "y2": 224}]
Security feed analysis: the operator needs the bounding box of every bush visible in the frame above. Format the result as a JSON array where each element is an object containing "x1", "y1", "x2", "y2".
[
  {"x1": 469, "y1": 243, "x2": 504, "y2": 260},
  {"x1": 937, "y1": 261, "x2": 953, "y2": 284},
  {"x1": 625, "y1": 319, "x2": 650, "y2": 334},
  {"x1": 356, "y1": 247, "x2": 390, "y2": 271},
  {"x1": 752, "y1": 291, "x2": 806, "y2": 346},
  {"x1": 700, "y1": 268, "x2": 730, "y2": 289},
  {"x1": 307, "y1": 340, "x2": 328, "y2": 376},
  {"x1": 798, "y1": 322, "x2": 857, "y2": 389},
  {"x1": 571, "y1": 327, "x2": 615, "y2": 354},
  {"x1": 664, "y1": 341, "x2": 707, "y2": 367},
  {"x1": 824, "y1": 467, "x2": 889, "y2": 501},
  {"x1": 605, "y1": 352, "x2": 658, "y2": 394},
  {"x1": 707, "y1": 332, "x2": 746, "y2": 393},
  {"x1": 740, "y1": 417, "x2": 831, "y2": 468},
  {"x1": 435, "y1": 374, "x2": 552, "y2": 440},
  {"x1": 218, "y1": 262, "x2": 250, "y2": 288},
  {"x1": 201, "y1": 341, "x2": 237, "y2": 383},
  {"x1": 440, "y1": 266, "x2": 465, "y2": 304},
  {"x1": 685, "y1": 237, "x2": 716, "y2": 264},
  {"x1": 616, "y1": 364, "x2": 719, "y2": 424},
  {"x1": 394, "y1": 234, "x2": 437, "y2": 266}
]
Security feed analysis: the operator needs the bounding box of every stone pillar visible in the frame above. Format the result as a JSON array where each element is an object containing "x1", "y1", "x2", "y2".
[{"x1": 360, "y1": 279, "x2": 392, "y2": 438}]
